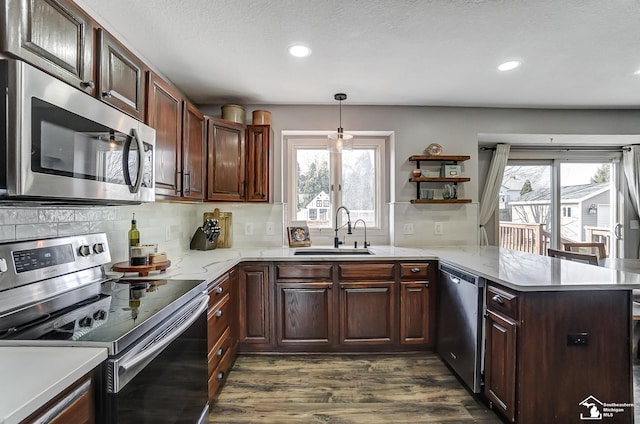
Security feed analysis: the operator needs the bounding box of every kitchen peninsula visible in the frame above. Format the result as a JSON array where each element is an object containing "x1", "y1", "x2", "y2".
[{"x1": 127, "y1": 245, "x2": 638, "y2": 424}]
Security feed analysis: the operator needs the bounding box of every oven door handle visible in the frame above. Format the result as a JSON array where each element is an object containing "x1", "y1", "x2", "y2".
[{"x1": 118, "y1": 295, "x2": 208, "y2": 374}]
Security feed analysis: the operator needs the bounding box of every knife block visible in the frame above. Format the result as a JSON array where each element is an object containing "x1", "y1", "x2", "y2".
[{"x1": 189, "y1": 227, "x2": 218, "y2": 250}]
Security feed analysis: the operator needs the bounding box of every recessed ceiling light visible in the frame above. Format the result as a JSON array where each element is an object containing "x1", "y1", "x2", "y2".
[
  {"x1": 288, "y1": 44, "x2": 311, "y2": 58},
  {"x1": 498, "y1": 60, "x2": 521, "y2": 71},
  {"x1": 634, "y1": 69, "x2": 640, "y2": 75}
]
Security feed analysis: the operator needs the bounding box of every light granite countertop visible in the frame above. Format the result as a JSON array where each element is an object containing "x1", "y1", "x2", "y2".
[
  {"x1": 112, "y1": 245, "x2": 640, "y2": 292},
  {"x1": 0, "y1": 346, "x2": 107, "y2": 424}
]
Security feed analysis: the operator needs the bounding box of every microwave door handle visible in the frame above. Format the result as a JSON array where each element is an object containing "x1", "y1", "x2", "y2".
[{"x1": 122, "y1": 129, "x2": 144, "y2": 194}]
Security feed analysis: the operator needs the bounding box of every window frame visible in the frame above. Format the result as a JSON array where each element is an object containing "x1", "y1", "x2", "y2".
[{"x1": 284, "y1": 134, "x2": 387, "y2": 236}]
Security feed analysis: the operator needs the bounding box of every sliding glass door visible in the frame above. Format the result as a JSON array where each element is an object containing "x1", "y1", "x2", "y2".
[{"x1": 498, "y1": 157, "x2": 621, "y2": 258}]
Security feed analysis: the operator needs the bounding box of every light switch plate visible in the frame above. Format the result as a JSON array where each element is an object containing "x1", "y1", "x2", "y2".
[{"x1": 631, "y1": 220, "x2": 640, "y2": 230}]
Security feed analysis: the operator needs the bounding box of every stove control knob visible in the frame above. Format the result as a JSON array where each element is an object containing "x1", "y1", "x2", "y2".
[
  {"x1": 93, "y1": 310, "x2": 107, "y2": 321},
  {"x1": 78, "y1": 245, "x2": 91, "y2": 257},
  {"x1": 93, "y1": 243, "x2": 105, "y2": 254},
  {"x1": 79, "y1": 316, "x2": 94, "y2": 327},
  {"x1": 0, "y1": 258, "x2": 7, "y2": 273}
]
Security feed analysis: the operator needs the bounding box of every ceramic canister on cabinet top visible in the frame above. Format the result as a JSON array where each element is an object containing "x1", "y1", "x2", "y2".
[
  {"x1": 252, "y1": 110, "x2": 271, "y2": 125},
  {"x1": 221, "y1": 104, "x2": 245, "y2": 124}
]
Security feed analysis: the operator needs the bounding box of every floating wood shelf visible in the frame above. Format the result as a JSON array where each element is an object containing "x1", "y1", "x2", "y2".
[
  {"x1": 410, "y1": 199, "x2": 472, "y2": 204},
  {"x1": 409, "y1": 155, "x2": 470, "y2": 162},
  {"x1": 409, "y1": 177, "x2": 471, "y2": 183}
]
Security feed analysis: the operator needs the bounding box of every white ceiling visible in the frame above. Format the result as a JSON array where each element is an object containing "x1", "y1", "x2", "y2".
[{"x1": 76, "y1": 0, "x2": 640, "y2": 108}]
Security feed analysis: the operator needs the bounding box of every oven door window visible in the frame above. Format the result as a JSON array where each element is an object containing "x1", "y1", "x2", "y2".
[{"x1": 31, "y1": 98, "x2": 152, "y2": 189}]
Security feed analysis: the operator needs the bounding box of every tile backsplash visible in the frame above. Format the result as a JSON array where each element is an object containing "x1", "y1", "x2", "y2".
[{"x1": 0, "y1": 200, "x2": 478, "y2": 265}]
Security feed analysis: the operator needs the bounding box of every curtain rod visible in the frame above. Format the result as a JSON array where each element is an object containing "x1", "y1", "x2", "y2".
[{"x1": 479, "y1": 145, "x2": 631, "y2": 152}]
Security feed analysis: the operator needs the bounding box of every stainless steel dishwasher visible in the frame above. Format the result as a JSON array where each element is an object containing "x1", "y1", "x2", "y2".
[{"x1": 437, "y1": 262, "x2": 485, "y2": 393}]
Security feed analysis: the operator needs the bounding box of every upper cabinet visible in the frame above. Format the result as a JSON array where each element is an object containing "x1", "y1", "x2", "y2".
[
  {"x1": 206, "y1": 118, "x2": 246, "y2": 202},
  {"x1": 146, "y1": 71, "x2": 183, "y2": 198},
  {"x1": 245, "y1": 125, "x2": 273, "y2": 202},
  {"x1": 183, "y1": 100, "x2": 206, "y2": 200},
  {"x1": 146, "y1": 72, "x2": 206, "y2": 201},
  {"x1": 98, "y1": 29, "x2": 146, "y2": 120},
  {"x1": 2, "y1": 0, "x2": 96, "y2": 94},
  {"x1": 206, "y1": 120, "x2": 274, "y2": 202}
]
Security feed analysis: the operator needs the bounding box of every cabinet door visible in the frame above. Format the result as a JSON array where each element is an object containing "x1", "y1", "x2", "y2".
[
  {"x1": 98, "y1": 29, "x2": 146, "y2": 120},
  {"x1": 484, "y1": 310, "x2": 517, "y2": 423},
  {"x1": 245, "y1": 125, "x2": 272, "y2": 202},
  {"x1": 238, "y1": 265, "x2": 271, "y2": 345},
  {"x1": 339, "y1": 281, "x2": 395, "y2": 345},
  {"x1": 399, "y1": 281, "x2": 430, "y2": 344},
  {"x1": 207, "y1": 118, "x2": 246, "y2": 201},
  {"x1": 25, "y1": 374, "x2": 94, "y2": 424},
  {"x1": 183, "y1": 101, "x2": 205, "y2": 200},
  {"x1": 146, "y1": 72, "x2": 182, "y2": 198},
  {"x1": 3, "y1": 0, "x2": 96, "y2": 94},
  {"x1": 276, "y1": 282, "x2": 334, "y2": 347}
]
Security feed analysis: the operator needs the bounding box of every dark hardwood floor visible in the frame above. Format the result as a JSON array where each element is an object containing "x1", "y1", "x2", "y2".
[{"x1": 209, "y1": 353, "x2": 503, "y2": 423}]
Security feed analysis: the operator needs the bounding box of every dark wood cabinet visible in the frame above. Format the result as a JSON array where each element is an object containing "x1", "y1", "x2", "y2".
[
  {"x1": 98, "y1": 29, "x2": 146, "y2": 120},
  {"x1": 146, "y1": 71, "x2": 182, "y2": 198},
  {"x1": 207, "y1": 272, "x2": 237, "y2": 402},
  {"x1": 339, "y1": 281, "x2": 395, "y2": 345},
  {"x1": 483, "y1": 283, "x2": 633, "y2": 424},
  {"x1": 238, "y1": 264, "x2": 271, "y2": 347},
  {"x1": 484, "y1": 309, "x2": 517, "y2": 422},
  {"x1": 399, "y1": 263, "x2": 434, "y2": 345},
  {"x1": 338, "y1": 263, "x2": 395, "y2": 345},
  {"x1": 3, "y1": 0, "x2": 96, "y2": 94},
  {"x1": 206, "y1": 118, "x2": 246, "y2": 201},
  {"x1": 275, "y1": 281, "x2": 334, "y2": 347},
  {"x1": 182, "y1": 100, "x2": 206, "y2": 200},
  {"x1": 245, "y1": 125, "x2": 273, "y2": 202}
]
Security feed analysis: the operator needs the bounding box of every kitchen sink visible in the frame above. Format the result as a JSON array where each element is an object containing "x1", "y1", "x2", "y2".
[{"x1": 293, "y1": 248, "x2": 374, "y2": 256}]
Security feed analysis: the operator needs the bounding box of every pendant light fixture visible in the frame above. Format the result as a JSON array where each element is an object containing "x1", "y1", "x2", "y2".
[{"x1": 327, "y1": 93, "x2": 353, "y2": 153}]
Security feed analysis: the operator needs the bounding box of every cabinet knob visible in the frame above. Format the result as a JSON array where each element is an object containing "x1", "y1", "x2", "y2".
[
  {"x1": 217, "y1": 371, "x2": 225, "y2": 381},
  {"x1": 215, "y1": 286, "x2": 223, "y2": 294},
  {"x1": 492, "y1": 294, "x2": 504, "y2": 304},
  {"x1": 410, "y1": 267, "x2": 421, "y2": 273},
  {"x1": 425, "y1": 283, "x2": 429, "y2": 288},
  {"x1": 215, "y1": 310, "x2": 223, "y2": 318},
  {"x1": 81, "y1": 80, "x2": 95, "y2": 89},
  {"x1": 102, "y1": 91, "x2": 113, "y2": 99},
  {"x1": 216, "y1": 348, "x2": 224, "y2": 357}
]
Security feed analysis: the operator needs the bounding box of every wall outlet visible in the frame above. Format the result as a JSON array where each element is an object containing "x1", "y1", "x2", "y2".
[
  {"x1": 245, "y1": 223, "x2": 254, "y2": 236},
  {"x1": 403, "y1": 223, "x2": 414, "y2": 235},
  {"x1": 266, "y1": 222, "x2": 275, "y2": 235},
  {"x1": 434, "y1": 222, "x2": 443, "y2": 235},
  {"x1": 165, "y1": 224, "x2": 180, "y2": 241}
]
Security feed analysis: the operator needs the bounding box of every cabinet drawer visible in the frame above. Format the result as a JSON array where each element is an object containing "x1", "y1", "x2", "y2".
[
  {"x1": 276, "y1": 264, "x2": 332, "y2": 279},
  {"x1": 487, "y1": 285, "x2": 519, "y2": 319},
  {"x1": 208, "y1": 344, "x2": 236, "y2": 400},
  {"x1": 208, "y1": 294, "x2": 231, "y2": 344},
  {"x1": 208, "y1": 326, "x2": 233, "y2": 376},
  {"x1": 339, "y1": 263, "x2": 394, "y2": 280},
  {"x1": 400, "y1": 263, "x2": 430, "y2": 280},
  {"x1": 208, "y1": 273, "x2": 231, "y2": 308}
]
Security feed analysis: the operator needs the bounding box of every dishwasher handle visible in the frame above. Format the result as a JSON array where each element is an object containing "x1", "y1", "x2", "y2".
[{"x1": 439, "y1": 263, "x2": 484, "y2": 287}]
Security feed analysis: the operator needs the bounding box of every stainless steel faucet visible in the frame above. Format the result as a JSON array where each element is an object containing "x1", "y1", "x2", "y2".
[
  {"x1": 353, "y1": 219, "x2": 370, "y2": 248},
  {"x1": 333, "y1": 206, "x2": 352, "y2": 248}
]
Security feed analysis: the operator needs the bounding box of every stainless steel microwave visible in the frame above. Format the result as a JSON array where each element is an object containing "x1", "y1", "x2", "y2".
[{"x1": 0, "y1": 59, "x2": 155, "y2": 204}]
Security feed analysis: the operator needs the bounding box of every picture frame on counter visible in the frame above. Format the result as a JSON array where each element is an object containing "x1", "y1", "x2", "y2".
[{"x1": 287, "y1": 224, "x2": 311, "y2": 247}]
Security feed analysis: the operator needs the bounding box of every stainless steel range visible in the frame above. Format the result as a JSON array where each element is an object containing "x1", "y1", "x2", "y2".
[{"x1": 0, "y1": 233, "x2": 209, "y2": 424}]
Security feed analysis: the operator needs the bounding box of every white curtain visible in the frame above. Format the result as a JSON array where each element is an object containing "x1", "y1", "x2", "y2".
[
  {"x1": 623, "y1": 145, "x2": 640, "y2": 257},
  {"x1": 479, "y1": 144, "x2": 510, "y2": 246}
]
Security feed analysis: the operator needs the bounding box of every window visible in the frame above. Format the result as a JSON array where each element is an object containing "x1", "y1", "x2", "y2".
[
  {"x1": 286, "y1": 135, "x2": 386, "y2": 231},
  {"x1": 562, "y1": 207, "x2": 571, "y2": 217}
]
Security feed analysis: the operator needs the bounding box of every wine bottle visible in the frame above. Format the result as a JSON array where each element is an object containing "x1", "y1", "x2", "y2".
[{"x1": 128, "y1": 213, "x2": 140, "y2": 265}]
